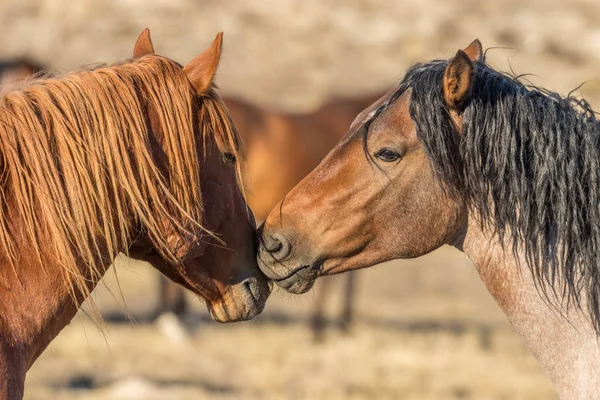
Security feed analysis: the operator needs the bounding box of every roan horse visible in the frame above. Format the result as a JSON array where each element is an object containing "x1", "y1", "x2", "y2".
[
  {"x1": 159, "y1": 94, "x2": 381, "y2": 339},
  {"x1": 258, "y1": 40, "x2": 600, "y2": 398},
  {"x1": 0, "y1": 29, "x2": 270, "y2": 399}
]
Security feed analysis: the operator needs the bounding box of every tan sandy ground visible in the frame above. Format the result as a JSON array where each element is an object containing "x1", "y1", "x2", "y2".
[{"x1": 25, "y1": 248, "x2": 558, "y2": 400}]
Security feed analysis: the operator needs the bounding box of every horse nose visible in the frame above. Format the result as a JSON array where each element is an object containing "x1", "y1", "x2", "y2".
[{"x1": 261, "y1": 231, "x2": 291, "y2": 262}]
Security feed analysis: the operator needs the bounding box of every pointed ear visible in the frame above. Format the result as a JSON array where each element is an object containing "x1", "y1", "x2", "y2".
[
  {"x1": 443, "y1": 49, "x2": 474, "y2": 111},
  {"x1": 183, "y1": 32, "x2": 223, "y2": 94},
  {"x1": 463, "y1": 39, "x2": 483, "y2": 63},
  {"x1": 133, "y1": 28, "x2": 154, "y2": 57}
]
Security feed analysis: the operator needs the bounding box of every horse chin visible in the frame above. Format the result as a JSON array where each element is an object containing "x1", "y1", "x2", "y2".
[
  {"x1": 273, "y1": 263, "x2": 321, "y2": 294},
  {"x1": 206, "y1": 278, "x2": 271, "y2": 322}
]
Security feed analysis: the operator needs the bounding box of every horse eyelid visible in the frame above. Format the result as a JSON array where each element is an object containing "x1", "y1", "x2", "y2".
[
  {"x1": 222, "y1": 153, "x2": 236, "y2": 164},
  {"x1": 375, "y1": 148, "x2": 401, "y2": 162}
]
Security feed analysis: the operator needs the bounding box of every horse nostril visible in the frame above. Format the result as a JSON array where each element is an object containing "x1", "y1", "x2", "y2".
[
  {"x1": 262, "y1": 233, "x2": 291, "y2": 261},
  {"x1": 243, "y1": 279, "x2": 254, "y2": 299},
  {"x1": 268, "y1": 239, "x2": 283, "y2": 254}
]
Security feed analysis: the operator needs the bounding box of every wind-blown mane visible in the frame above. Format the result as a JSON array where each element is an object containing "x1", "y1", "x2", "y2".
[
  {"x1": 0, "y1": 55, "x2": 241, "y2": 299},
  {"x1": 367, "y1": 59, "x2": 600, "y2": 334}
]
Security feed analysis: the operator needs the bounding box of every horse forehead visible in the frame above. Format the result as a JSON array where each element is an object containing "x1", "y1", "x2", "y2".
[
  {"x1": 367, "y1": 89, "x2": 415, "y2": 140},
  {"x1": 387, "y1": 90, "x2": 413, "y2": 127},
  {"x1": 348, "y1": 88, "x2": 396, "y2": 129}
]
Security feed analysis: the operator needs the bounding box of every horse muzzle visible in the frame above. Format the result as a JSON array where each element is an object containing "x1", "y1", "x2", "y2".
[{"x1": 207, "y1": 276, "x2": 271, "y2": 322}]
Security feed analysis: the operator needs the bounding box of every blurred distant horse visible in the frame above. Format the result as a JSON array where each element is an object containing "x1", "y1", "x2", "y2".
[
  {"x1": 0, "y1": 58, "x2": 43, "y2": 86},
  {"x1": 231, "y1": 95, "x2": 382, "y2": 339},
  {"x1": 258, "y1": 40, "x2": 600, "y2": 397},
  {"x1": 226, "y1": 95, "x2": 383, "y2": 220},
  {"x1": 160, "y1": 93, "x2": 382, "y2": 340},
  {"x1": 0, "y1": 30, "x2": 270, "y2": 398}
]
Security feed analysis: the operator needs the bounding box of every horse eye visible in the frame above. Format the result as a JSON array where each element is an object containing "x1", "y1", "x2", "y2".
[
  {"x1": 223, "y1": 152, "x2": 236, "y2": 164},
  {"x1": 375, "y1": 148, "x2": 401, "y2": 162}
]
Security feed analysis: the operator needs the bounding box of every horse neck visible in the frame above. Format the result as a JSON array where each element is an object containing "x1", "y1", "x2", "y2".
[
  {"x1": 457, "y1": 215, "x2": 600, "y2": 399},
  {"x1": 0, "y1": 213, "x2": 115, "y2": 372}
]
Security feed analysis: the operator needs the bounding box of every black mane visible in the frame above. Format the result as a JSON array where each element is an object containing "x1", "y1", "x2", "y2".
[{"x1": 373, "y1": 59, "x2": 600, "y2": 333}]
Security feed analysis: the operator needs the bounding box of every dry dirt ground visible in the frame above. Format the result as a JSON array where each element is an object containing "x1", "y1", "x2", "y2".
[
  {"x1": 26, "y1": 248, "x2": 558, "y2": 400},
  {"x1": 2, "y1": 0, "x2": 600, "y2": 398}
]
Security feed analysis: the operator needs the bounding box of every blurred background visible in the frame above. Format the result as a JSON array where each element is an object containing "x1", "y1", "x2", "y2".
[{"x1": 3, "y1": 0, "x2": 600, "y2": 399}]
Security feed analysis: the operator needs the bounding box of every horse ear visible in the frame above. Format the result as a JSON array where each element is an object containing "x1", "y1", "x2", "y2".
[
  {"x1": 443, "y1": 49, "x2": 474, "y2": 111},
  {"x1": 133, "y1": 28, "x2": 154, "y2": 57},
  {"x1": 463, "y1": 39, "x2": 483, "y2": 63},
  {"x1": 183, "y1": 32, "x2": 223, "y2": 94}
]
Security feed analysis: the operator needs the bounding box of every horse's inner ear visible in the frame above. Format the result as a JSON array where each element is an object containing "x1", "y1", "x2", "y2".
[
  {"x1": 443, "y1": 49, "x2": 474, "y2": 111},
  {"x1": 133, "y1": 28, "x2": 155, "y2": 57},
  {"x1": 183, "y1": 32, "x2": 223, "y2": 94},
  {"x1": 463, "y1": 39, "x2": 483, "y2": 63}
]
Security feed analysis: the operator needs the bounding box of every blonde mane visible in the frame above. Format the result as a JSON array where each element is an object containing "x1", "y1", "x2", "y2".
[{"x1": 0, "y1": 55, "x2": 242, "y2": 299}]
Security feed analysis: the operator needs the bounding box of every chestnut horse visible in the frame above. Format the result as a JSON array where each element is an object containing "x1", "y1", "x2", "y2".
[
  {"x1": 258, "y1": 40, "x2": 600, "y2": 398},
  {"x1": 0, "y1": 29, "x2": 270, "y2": 399},
  {"x1": 0, "y1": 57, "x2": 372, "y2": 339},
  {"x1": 160, "y1": 94, "x2": 381, "y2": 339}
]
